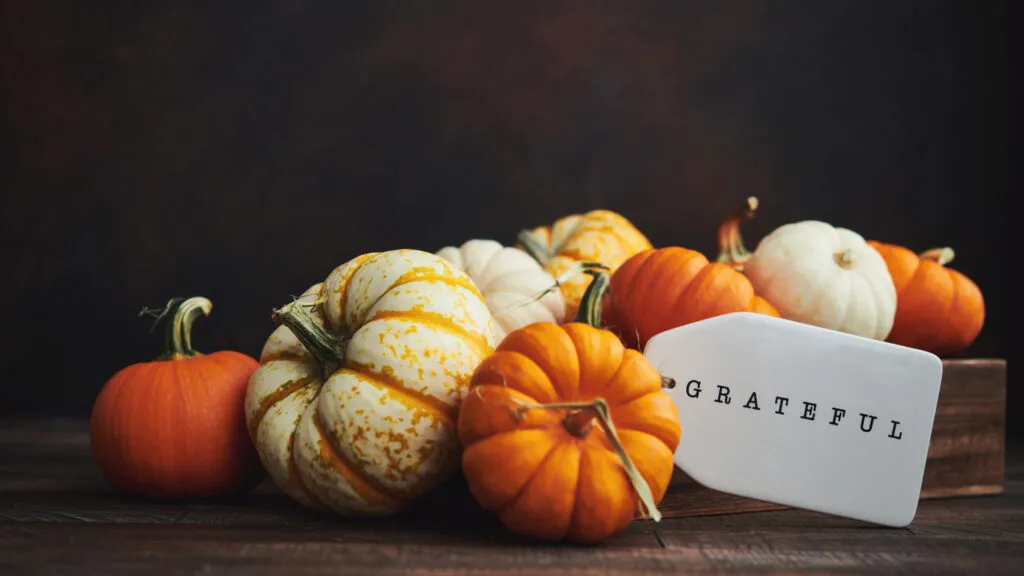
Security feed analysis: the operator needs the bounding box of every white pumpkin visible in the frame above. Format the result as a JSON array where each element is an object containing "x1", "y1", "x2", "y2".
[
  {"x1": 244, "y1": 249, "x2": 498, "y2": 516},
  {"x1": 437, "y1": 239, "x2": 564, "y2": 340},
  {"x1": 743, "y1": 220, "x2": 897, "y2": 341}
]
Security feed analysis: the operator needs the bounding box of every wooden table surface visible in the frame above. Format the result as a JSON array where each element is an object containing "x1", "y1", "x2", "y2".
[{"x1": 2, "y1": 420, "x2": 1022, "y2": 575}]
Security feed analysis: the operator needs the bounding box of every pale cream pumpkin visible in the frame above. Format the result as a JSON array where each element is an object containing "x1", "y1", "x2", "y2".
[
  {"x1": 437, "y1": 239, "x2": 564, "y2": 340},
  {"x1": 244, "y1": 249, "x2": 498, "y2": 516},
  {"x1": 743, "y1": 221, "x2": 897, "y2": 341}
]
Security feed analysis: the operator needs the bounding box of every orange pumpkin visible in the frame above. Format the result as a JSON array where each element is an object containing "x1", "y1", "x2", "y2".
[
  {"x1": 457, "y1": 321, "x2": 681, "y2": 544},
  {"x1": 517, "y1": 210, "x2": 653, "y2": 320},
  {"x1": 593, "y1": 243, "x2": 779, "y2": 351},
  {"x1": 90, "y1": 296, "x2": 262, "y2": 499},
  {"x1": 867, "y1": 242, "x2": 985, "y2": 356}
]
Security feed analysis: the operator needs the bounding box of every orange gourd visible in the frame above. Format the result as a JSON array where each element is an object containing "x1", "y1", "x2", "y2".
[
  {"x1": 867, "y1": 242, "x2": 985, "y2": 356},
  {"x1": 457, "y1": 321, "x2": 681, "y2": 544},
  {"x1": 90, "y1": 297, "x2": 262, "y2": 499},
  {"x1": 582, "y1": 201, "x2": 777, "y2": 351},
  {"x1": 517, "y1": 210, "x2": 653, "y2": 320}
]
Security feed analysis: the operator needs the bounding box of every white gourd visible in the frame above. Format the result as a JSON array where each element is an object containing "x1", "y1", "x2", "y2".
[
  {"x1": 437, "y1": 239, "x2": 564, "y2": 340},
  {"x1": 244, "y1": 249, "x2": 498, "y2": 516},
  {"x1": 743, "y1": 221, "x2": 897, "y2": 341}
]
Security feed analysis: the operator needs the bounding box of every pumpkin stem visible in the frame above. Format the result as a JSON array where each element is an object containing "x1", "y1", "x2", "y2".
[
  {"x1": 516, "y1": 229, "x2": 554, "y2": 266},
  {"x1": 492, "y1": 262, "x2": 609, "y2": 318},
  {"x1": 513, "y1": 398, "x2": 662, "y2": 522},
  {"x1": 272, "y1": 299, "x2": 344, "y2": 374},
  {"x1": 563, "y1": 408, "x2": 598, "y2": 437},
  {"x1": 148, "y1": 296, "x2": 211, "y2": 359},
  {"x1": 574, "y1": 269, "x2": 611, "y2": 327},
  {"x1": 919, "y1": 247, "x2": 955, "y2": 266},
  {"x1": 175, "y1": 296, "x2": 213, "y2": 356},
  {"x1": 517, "y1": 215, "x2": 590, "y2": 266},
  {"x1": 715, "y1": 196, "x2": 758, "y2": 271},
  {"x1": 834, "y1": 249, "x2": 855, "y2": 269}
]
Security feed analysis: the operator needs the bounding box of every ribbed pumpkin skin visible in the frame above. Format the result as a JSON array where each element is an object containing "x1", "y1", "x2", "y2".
[
  {"x1": 245, "y1": 249, "x2": 498, "y2": 516},
  {"x1": 90, "y1": 351, "x2": 262, "y2": 499},
  {"x1": 522, "y1": 210, "x2": 652, "y2": 320},
  {"x1": 437, "y1": 239, "x2": 564, "y2": 341},
  {"x1": 457, "y1": 322, "x2": 681, "y2": 544},
  {"x1": 868, "y1": 241, "x2": 985, "y2": 356},
  {"x1": 601, "y1": 247, "x2": 778, "y2": 351}
]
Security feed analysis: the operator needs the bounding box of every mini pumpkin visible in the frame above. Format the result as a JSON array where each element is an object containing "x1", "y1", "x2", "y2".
[
  {"x1": 90, "y1": 296, "x2": 262, "y2": 500},
  {"x1": 457, "y1": 321, "x2": 681, "y2": 543},
  {"x1": 866, "y1": 242, "x2": 985, "y2": 356},
  {"x1": 245, "y1": 250, "x2": 498, "y2": 516},
  {"x1": 437, "y1": 239, "x2": 564, "y2": 340},
  {"x1": 722, "y1": 198, "x2": 898, "y2": 341},
  {"x1": 517, "y1": 210, "x2": 652, "y2": 320},
  {"x1": 588, "y1": 243, "x2": 779, "y2": 351}
]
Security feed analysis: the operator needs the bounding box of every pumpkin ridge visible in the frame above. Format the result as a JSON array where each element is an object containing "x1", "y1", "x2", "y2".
[
  {"x1": 914, "y1": 263, "x2": 958, "y2": 353},
  {"x1": 391, "y1": 268, "x2": 485, "y2": 302},
  {"x1": 493, "y1": 429, "x2": 566, "y2": 517},
  {"x1": 248, "y1": 374, "x2": 318, "y2": 441},
  {"x1": 473, "y1": 350, "x2": 560, "y2": 404},
  {"x1": 286, "y1": 428, "x2": 329, "y2": 510},
  {"x1": 344, "y1": 362, "x2": 459, "y2": 424},
  {"x1": 312, "y1": 409, "x2": 406, "y2": 509},
  {"x1": 566, "y1": 437, "x2": 586, "y2": 538},
  {"x1": 555, "y1": 247, "x2": 590, "y2": 265},
  {"x1": 664, "y1": 251, "x2": 711, "y2": 321},
  {"x1": 609, "y1": 395, "x2": 681, "y2": 448},
  {"x1": 618, "y1": 252, "x2": 652, "y2": 333},
  {"x1": 328, "y1": 255, "x2": 376, "y2": 328},
  {"x1": 600, "y1": 353, "x2": 653, "y2": 407},
  {"x1": 830, "y1": 272, "x2": 856, "y2": 337},
  {"x1": 367, "y1": 309, "x2": 491, "y2": 361}
]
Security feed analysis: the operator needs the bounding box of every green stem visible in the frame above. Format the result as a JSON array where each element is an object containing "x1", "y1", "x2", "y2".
[
  {"x1": 492, "y1": 262, "x2": 609, "y2": 318},
  {"x1": 272, "y1": 299, "x2": 344, "y2": 374},
  {"x1": 153, "y1": 296, "x2": 212, "y2": 359},
  {"x1": 517, "y1": 215, "x2": 589, "y2": 267},
  {"x1": 176, "y1": 297, "x2": 213, "y2": 355},
  {"x1": 574, "y1": 269, "x2": 611, "y2": 327},
  {"x1": 715, "y1": 196, "x2": 758, "y2": 271},
  {"x1": 516, "y1": 229, "x2": 554, "y2": 265},
  {"x1": 513, "y1": 398, "x2": 662, "y2": 522}
]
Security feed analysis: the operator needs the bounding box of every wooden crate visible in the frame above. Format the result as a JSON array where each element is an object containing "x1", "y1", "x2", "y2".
[{"x1": 658, "y1": 358, "x2": 1007, "y2": 519}]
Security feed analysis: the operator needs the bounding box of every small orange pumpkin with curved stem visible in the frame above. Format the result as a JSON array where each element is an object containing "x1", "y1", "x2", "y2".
[
  {"x1": 90, "y1": 297, "x2": 262, "y2": 499},
  {"x1": 866, "y1": 242, "x2": 985, "y2": 356},
  {"x1": 457, "y1": 320, "x2": 681, "y2": 544},
  {"x1": 586, "y1": 199, "x2": 777, "y2": 352}
]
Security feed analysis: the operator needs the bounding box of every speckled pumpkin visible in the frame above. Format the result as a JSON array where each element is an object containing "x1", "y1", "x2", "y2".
[
  {"x1": 517, "y1": 210, "x2": 652, "y2": 320},
  {"x1": 244, "y1": 250, "x2": 498, "y2": 516}
]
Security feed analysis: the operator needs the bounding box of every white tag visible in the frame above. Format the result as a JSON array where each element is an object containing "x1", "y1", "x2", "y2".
[{"x1": 643, "y1": 312, "x2": 943, "y2": 527}]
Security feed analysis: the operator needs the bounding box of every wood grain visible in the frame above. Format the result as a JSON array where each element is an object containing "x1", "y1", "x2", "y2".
[
  {"x1": 0, "y1": 419, "x2": 1021, "y2": 574},
  {"x1": 659, "y1": 359, "x2": 1007, "y2": 519}
]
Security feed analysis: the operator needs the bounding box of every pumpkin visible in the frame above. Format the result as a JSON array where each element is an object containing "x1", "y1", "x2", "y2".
[
  {"x1": 719, "y1": 198, "x2": 898, "y2": 341},
  {"x1": 457, "y1": 320, "x2": 681, "y2": 543},
  {"x1": 437, "y1": 239, "x2": 565, "y2": 340},
  {"x1": 245, "y1": 249, "x2": 498, "y2": 516},
  {"x1": 90, "y1": 296, "x2": 262, "y2": 499},
  {"x1": 517, "y1": 209, "x2": 653, "y2": 320},
  {"x1": 587, "y1": 240, "x2": 779, "y2": 351},
  {"x1": 866, "y1": 242, "x2": 985, "y2": 356}
]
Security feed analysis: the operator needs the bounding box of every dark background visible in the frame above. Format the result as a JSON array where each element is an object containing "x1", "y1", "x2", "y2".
[{"x1": 1, "y1": 2, "x2": 1012, "y2": 434}]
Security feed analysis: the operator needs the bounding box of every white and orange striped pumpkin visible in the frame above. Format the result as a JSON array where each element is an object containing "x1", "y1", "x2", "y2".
[
  {"x1": 437, "y1": 239, "x2": 564, "y2": 340},
  {"x1": 244, "y1": 249, "x2": 498, "y2": 516}
]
